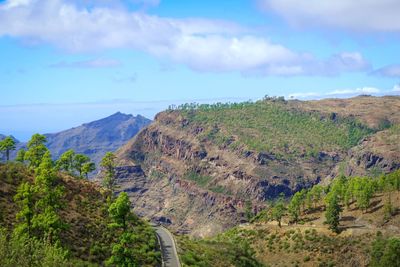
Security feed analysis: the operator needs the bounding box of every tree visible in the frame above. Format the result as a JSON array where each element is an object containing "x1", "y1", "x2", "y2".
[
  {"x1": 107, "y1": 231, "x2": 140, "y2": 267},
  {"x1": 108, "y1": 192, "x2": 136, "y2": 231},
  {"x1": 310, "y1": 185, "x2": 324, "y2": 208},
  {"x1": 0, "y1": 136, "x2": 16, "y2": 161},
  {"x1": 288, "y1": 191, "x2": 303, "y2": 223},
  {"x1": 271, "y1": 194, "x2": 286, "y2": 227},
  {"x1": 73, "y1": 154, "x2": 91, "y2": 178},
  {"x1": 325, "y1": 192, "x2": 342, "y2": 233},
  {"x1": 32, "y1": 151, "x2": 65, "y2": 243},
  {"x1": 82, "y1": 162, "x2": 96, "y2": 179},
  {"x1": 353, "y1": 177, "x2": 375, "y2": 212},
  {"x1": 16, "y1": 149, "x2": 26, "y2": 163},
  {"x1": 13, "y1": 182, "x2": 35, "y2": 239},
  {"x1": 25, "y1": 134, "x2": 48, "y2": 169},
  {"x1": 101, "y1": 152, "x2": 117, "y2": 192},
  {"x1": 107, "y1": 193, "x2": 141, "y2": 267},
  {"x1": 55, "y1": 149, "x2": 75, "y2": 174}
]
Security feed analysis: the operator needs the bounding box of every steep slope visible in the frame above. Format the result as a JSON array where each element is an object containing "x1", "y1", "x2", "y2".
[
  {"x1": 114, "y1": 96, "x2": 400, "y2": 237},
  {"x1": 0, "y1": 162, "x2": 160, "y2": 266},
  {"x1": 177, "y1": 172, "x2": 400, "y2": 267}
]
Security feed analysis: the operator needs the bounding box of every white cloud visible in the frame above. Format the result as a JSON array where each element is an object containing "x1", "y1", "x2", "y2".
[
  {"x1": 0, "y1": 0, "x2": 370, "y2": 75},
  {"x1": 372, "y1": 64, "x2": 400, "y2": 77},
  {"x1": 326, "y1": 87, "x2": 380, "y2": 96},
  {"x1": 258, "y1": 0, "x2": 400, "y2": 32},
  {"x1": 50, "y1": 58, "x2": 121, "y2": 68},
  {"x1": 289, "y1": 86, "x2": 386, "y2": 100},
  {"x1": 393, "y1": 84, "x2": 400, "y2": 92},
  {"x1": 288, "y1": 92, "x2": 320, "y2": 99}
]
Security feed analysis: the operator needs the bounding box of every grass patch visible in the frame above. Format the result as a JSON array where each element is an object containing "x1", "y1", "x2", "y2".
[
  {"x1": 176, "y1": 101, "x2": 374, "y2": 158},
  {"x1": 185, "y1": 171, "x2": 212, "y2": 188}
]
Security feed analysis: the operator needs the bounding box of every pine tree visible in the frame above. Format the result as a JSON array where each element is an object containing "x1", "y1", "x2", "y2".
[
  {"x1": 101, "y1": 152, "x2": 117, "y2": 192},
  {"x1": 325, "y1": 192, "x2": 342, "y2": 233},
  {"x1": 82, "y1": 162, "x2": 96, "y2": 179},
  {"x1": 271, "y1": 193, "x2": 286, "y2": 227},
  {"x1": 288, "y1": 191, "x2": 303, "y2": 223},
  {"x1": 108, "y1": 192, "x2": 136, "y2": 231},
  {"x1": 13, "y1": 182, "x2": 35, "y2": 238},
  {"x1": 16, "y1": 149, "x2": 26, "y2": 163},
  {"x1": 0, "y1": 136, "x2": 16, "y2": 161},
  {"x1": 107, "y1": 193, "x2": 140, "y2": 266},
  {"x1": 24, "y1": 134, "x2": 48, "y2": 169},
  {"x1": 73, "y1": 154, "x2": 91, "y2": 178},
  {"x1": 32, "y1": 151, "x2": 65, "y2": 243},
  {"x1": 56, "y1": 149, "x2": 75, "y2": 174}
]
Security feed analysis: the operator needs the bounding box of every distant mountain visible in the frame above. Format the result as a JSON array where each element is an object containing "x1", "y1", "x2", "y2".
[
  {"x1": 5, "y1": 112, "x2": 151, "y2": 168},
  {"x1": 44, "y1": 112, "x2": 151, "y2": 165}
]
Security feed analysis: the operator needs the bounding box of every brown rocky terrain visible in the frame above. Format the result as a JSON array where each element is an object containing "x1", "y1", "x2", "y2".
[{"x1": 113, "y1": 96, "x2": 400, "y2": 237}]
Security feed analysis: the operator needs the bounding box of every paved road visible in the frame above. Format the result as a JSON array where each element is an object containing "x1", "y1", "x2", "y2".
[{"x1": 154, "y1": 226, "x2": 181, "y2": 267}]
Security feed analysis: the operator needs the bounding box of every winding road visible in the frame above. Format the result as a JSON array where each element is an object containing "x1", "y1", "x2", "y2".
[{"x1": 154, "y1": 225, "x2": 181, "y2": 267}]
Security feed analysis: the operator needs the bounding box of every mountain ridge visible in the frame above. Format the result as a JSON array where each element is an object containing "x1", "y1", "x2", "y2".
[
  {"x1": 113, "y1": 96, "x2": 400, "y2": 237},
  {"x1": 2, "y1": 112, "x2": 151, "y2": 169}
]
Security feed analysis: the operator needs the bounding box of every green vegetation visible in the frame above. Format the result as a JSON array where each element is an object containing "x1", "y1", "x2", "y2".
[
  {"x1": 253, "y1": 170, "x2": 400, "y2": 233},
  {"x1": 0, "y1": 134, "x2": 160, "y2": 266},
  {"x1": 107, "y1": 193, "x2": 160, "y2": 266},
  {"x1": 24, "y1": 134, "x2": 48, "y2": 169},
  {"x1": 271, "y1": 194, "x2": 286, "y2": 228},
  {"x1": 56, "y1": 149, "x2": 95, "y2": 178},
  {"x1": 371, "y1": 232, "x2": 400, "y2": 267},
  {"x1": 184, "y1": 171, "x2": 212, "y2": 188},
  {"x1": 178, "y1": 231, "x2": 263, "y2": 267},
  {"x1": 0, "y1": 136, "x2": 16, "y2": 161},
  {"x1": 101, "y1": 152, "x2": 117, "y2": 193},
  {"x1": 171, "y1": 100, "x2": 374, "y2": 158},
  {"x1": 325, "y1": 192, "x2": 342, "y2": 233}
]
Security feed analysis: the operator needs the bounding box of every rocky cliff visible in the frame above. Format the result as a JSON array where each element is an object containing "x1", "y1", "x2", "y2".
[{"x1": 114, "y1": 96, "x2": 400, "y2": 237}]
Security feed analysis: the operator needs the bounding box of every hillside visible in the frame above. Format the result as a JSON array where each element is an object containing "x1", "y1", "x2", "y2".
[
  {"x1": 176, "y1": 172, "x2": 400, "y2": 267},
  {"x1": 6, "y1": 112, "x2": 151, "y2": 168},
  {"x1": 0, "y1": 162, "x2": 160, "y2": 266},
  {"x1": 114, "y1": 96, "x2": 400, "y2": 237}
]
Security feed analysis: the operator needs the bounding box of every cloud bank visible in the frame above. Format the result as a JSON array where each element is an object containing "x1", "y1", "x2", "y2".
[
  {"x1": 0, "y1": 0, "x2": 370, "y2": 75},
  {"x1": 288, "y1": 85, "x2": 400, "y2": 100},
  {"x1": 258, "y1": 0, "x2": 400, "y2": 32}
]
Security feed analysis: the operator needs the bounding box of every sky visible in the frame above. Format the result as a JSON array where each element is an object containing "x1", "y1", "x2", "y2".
[{"x1": 0, "y1": 0, "x2": 399, "y2": 141}]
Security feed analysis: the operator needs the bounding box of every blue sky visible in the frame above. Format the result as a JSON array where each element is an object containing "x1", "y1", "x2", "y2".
[{"x1": 0, "y1": 0, "x2": 399, "y2": 141}]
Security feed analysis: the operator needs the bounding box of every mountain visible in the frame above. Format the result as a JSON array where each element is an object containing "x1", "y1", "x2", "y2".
[
  {"x1": 8, "y1": 112, "x2": 151, "y2": 167},
  {"x1": 44, "y1": 112, "x2": 151, "y2": 165},
  {"x1": 113, "y1": 96, "x2": 400, "y2": 237}
]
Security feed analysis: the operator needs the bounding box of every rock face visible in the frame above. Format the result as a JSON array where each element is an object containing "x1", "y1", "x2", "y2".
[
  {"x1": 6, "y1": 113, "x2": 151, "y2": 167},
  {"x1": 112, "y1": 96, "x2": 400, "y2": 237},
  {"x1": 116, "y1": 120, "x2": 337, "y2": 237}
]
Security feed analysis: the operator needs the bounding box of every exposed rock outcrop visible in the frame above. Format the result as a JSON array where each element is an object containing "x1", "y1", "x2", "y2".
[{"x1": 113, "y1": 96, "x2": 400, "y2": 237}]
